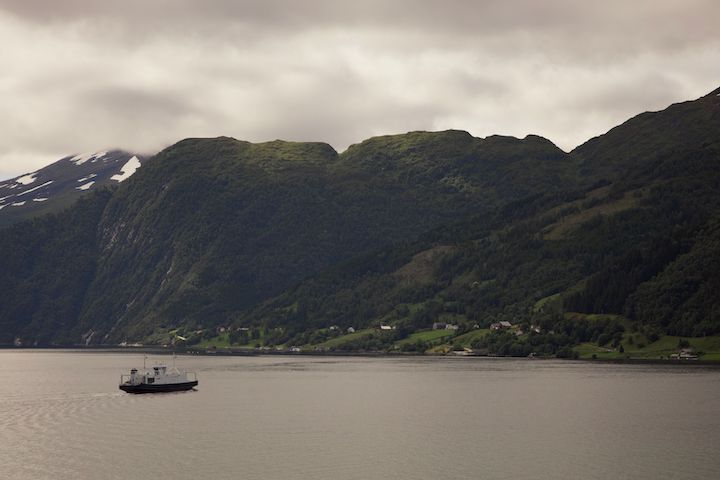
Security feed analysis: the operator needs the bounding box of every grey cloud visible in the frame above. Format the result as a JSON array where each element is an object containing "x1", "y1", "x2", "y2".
[
  {"x1": 3, "y1": 1, "x2": 719, "y2": 47},
  {"x1": 0, "y1": 1, "x2": 718, "y2": 178},
  {"x1": 78, "y1": 86, "x2": 200, "y2": 120}
]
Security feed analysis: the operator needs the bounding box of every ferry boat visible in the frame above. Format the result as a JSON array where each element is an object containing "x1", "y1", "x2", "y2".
[{"x1": 119, "y1": 357, "x2": 198, "y2": 394}]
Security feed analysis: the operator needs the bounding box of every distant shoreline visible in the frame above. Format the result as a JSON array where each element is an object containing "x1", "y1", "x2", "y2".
[{"x1": 3, "y1": 345, "x2": 720, "y2": 366}]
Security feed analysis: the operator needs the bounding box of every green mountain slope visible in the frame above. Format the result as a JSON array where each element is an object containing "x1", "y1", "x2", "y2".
[
  {"x1": 243, "y1": 88, "x2": 720, "y2": 346},
  {"x1": 1, "y1": 88, "x2": 719, "y2": 349},
  {"x1": 626, "y1": 216, "x2": 720, "y2": 336},
  {"x1": 0, "y1": 190, "x2": 112, "y2": 344},
  {"x1": 0, "y1": 131, "x2": 575, "y2": 344}
]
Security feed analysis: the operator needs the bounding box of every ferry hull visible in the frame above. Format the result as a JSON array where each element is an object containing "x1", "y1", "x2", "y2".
[{"x1": 119, "y1": 380, "x2": 198, "y2": 394}]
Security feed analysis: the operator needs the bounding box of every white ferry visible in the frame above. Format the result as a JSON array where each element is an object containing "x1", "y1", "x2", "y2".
[{"x1": 119, "y1": 357, "x2": 198, "y2": 394}]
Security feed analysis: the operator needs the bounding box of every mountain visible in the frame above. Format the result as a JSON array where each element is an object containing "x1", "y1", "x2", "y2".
[
  {"x1": 248, "y1": 88, "x2": 720, "y2": 346},
  {"x1": 0, "y1": 150, "x2": 145, "y2": 227},
  {"x1": 0, "y1": 88, "x2": 719, "y2": 352},
  {"x1": 0, "y1": 133, "x2": 573, "y2": 345}
]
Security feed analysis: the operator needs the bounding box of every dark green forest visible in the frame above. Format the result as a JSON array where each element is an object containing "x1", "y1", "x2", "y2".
[{"x1": 1, "y1": 87, "x2": 720, "y2": 353}]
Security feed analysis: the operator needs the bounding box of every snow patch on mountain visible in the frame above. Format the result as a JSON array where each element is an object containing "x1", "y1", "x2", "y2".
[
  {"x1": 111, "y1": 156, "x2": 141, "y2": 182},
  {"x1": 16, "y1": 181, "x2": 53, "y2": 197},
  {"x1": 16, "y1": 173, "x2": 38, "y2": 185},
  {"x1": 11, "y1": 201, "x2": 26, "y2": 206},
  {"x1": 71, "y1": 151, "x2": 107, "y2": 166},
  {"x1": 77, "y1": 174, "x2": 98, "y2": 182},
  {"x1": 32, "y1": 198, "x2": 49, "y2": 202},
  {"x1": 76, "y1": 181, "x2": 95, "y2": 191}
]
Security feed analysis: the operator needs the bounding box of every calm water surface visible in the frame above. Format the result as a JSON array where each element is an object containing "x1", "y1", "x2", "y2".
[{"x1": 1, "y1": 351, "x2": 719, "y2": 479}]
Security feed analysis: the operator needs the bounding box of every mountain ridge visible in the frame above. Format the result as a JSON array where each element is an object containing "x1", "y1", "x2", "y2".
[
  {"x1": 0, "y1": 150, "x2": 146, "y2": 227},
  {"x1": 1, "y1": 87, "x2": 719, "y2": 351}
]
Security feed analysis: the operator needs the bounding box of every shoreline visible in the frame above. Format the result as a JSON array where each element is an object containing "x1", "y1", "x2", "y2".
[{"x1": 3, "y1": 345, "x2": 720, "y2": 366}]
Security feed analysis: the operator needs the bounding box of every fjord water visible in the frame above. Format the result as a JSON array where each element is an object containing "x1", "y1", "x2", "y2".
[{"x1": 2, "y1": 352, "x2": 719, "y2": 480}]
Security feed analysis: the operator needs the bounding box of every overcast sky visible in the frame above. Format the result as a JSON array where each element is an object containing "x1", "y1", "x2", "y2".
[{"x1": 0, "y1": 0, "x2": 718, "y2": 179}]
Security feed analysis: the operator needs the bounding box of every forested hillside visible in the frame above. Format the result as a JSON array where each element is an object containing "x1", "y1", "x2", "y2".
[
  {"x1": 0, "y1": 131, "x2": 574, "y2": 344},
  {"x1": 1, "y1": 88, "x2": 719, "y2": 353},
  {"x1": 235, "y1": 89, "x2": 720, "y2": 345}
]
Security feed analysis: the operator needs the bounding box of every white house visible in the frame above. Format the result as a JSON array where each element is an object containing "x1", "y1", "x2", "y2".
[{"x1": 490, "y1": 321, "x2": 512, "y2": 331}]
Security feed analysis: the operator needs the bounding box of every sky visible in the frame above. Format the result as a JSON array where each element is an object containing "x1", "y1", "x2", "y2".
[{"x1": 0, "y1": 0, "x2": 718, "y2": 179}]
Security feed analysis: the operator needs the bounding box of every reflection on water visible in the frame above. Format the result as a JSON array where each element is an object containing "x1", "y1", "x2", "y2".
[{"x1": 1, "y1": 351, "x2": 720, "y2": 479}]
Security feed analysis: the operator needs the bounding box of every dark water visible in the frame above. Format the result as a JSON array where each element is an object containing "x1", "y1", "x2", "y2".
[{"x1": 1, "y1": 351, "x2": 720, "y2": 479}]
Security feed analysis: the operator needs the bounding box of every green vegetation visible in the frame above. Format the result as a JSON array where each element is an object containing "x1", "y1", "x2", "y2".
[
  {"x1": 452, "y1": 329, "x2": 490, "y2": 347},
  {"x1": 576, "y1": 334, "x2": 720, "y2": 360},
  {"x1": 394, "y1": 329, "x2": 455, "y2": 352},
  {"x1": 0, "y1": 190, "x2": 112, "y2": 345},
  {"x1": 396, "y1": 329, "x2": 454, "y2": 345},
  {"x1": 316, "y1": 329, "x2": 375, "y2": 349},
  {"x1": 2, "y1": 88, "x2": 720, "y2": 358}
]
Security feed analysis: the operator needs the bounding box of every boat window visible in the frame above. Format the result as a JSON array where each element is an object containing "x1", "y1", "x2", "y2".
[{"x1": 147, "y1": 377, "x2": 154, "y2": 384}]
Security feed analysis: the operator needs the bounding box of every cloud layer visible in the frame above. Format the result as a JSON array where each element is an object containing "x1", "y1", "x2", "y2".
[{"x1": 1, "y1": 0, "x2": 718, "y2": 178}]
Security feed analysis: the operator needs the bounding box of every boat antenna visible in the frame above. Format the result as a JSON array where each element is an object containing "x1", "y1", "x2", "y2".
[{"x1": 143, "y1": 354, "x2": 147, "y2": 369}]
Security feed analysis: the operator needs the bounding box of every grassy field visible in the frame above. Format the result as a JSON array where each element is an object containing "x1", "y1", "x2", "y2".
[
  {"x1": 452, "y1": 329, "x2": 490, "y2": 347},
  {"x1": 394, "y1": 329, "x2": 454, "y2": 346},
  {"x1": 565, "y1": 312, "x2": 633, "y2": 326},
  {"x1": 315, "y1": 329, "x2": 376, "y2": 349},
  {"x1": 193, "y1": 330, "x2": 265, "y2": 349},
  {"x1": 194, "y1": 333, "x2": 233, "y2": 348},
  {"x1": 194, "y1": 333, "x2": 261, "y2": 349},
  {"x1": 543, "y1": 189, "x2": 643, "y2": 240},
  {"x1": 533, "y1": 293, "x2": 563, "y2": 314},
  {"x1": 398, "y1": 328, "x2": 490, "y2": 354},
  {"x1": 575, "y1": 334, "x2": 720, "y2": 360}
]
